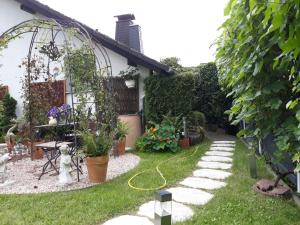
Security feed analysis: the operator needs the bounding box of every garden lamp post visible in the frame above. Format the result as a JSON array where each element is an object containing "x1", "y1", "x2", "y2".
[
  {"x1": 296, "y1": 169, "x2": 300, "y2": 194},
  {"x1": 248, "y1": 137, "x2": 257, "y2": 179},
  {"x1": 154, "y1": 190, "x2": 172, "y2": 225}
]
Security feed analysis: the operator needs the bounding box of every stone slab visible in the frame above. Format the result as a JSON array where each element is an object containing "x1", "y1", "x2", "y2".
[
  {"x1": 167, "y1": 187, "x2": 213, "y2": 205},
  {"x1": 211, "y1": 144, "x2": 235, "y2": 148},
  {"x1": 193, "y1": 169, "x2": 232, "y2": 180},
  {"x1": 197, "y1": 161, "x2": 232, "y2": 170},
  {"x1": 201, "y1": 155, "x2": 232, "y2": 163},
  {"x1": 213, "y1": 141, "x2": 235, "y2": 144},
  {"x1": 210, "y1": 147, "x2": 235, "y2": 152},
  {"x1": 102, "y1": 215, "x2": 153, "y2": 225},
  {"x1": 137, "y1": 201, "x2": 194, "y2": 223},
  {"x1": 180, "y1": 177, "x2": 227, "y2": 190},
  {"x1": 206, "y1": 151, "x2": 233, "y2": 157}
]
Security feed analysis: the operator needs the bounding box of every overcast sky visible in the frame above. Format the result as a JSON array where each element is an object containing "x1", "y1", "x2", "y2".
[{"x1": 39, "y1": 0, "x2": 228, "y2": 67}]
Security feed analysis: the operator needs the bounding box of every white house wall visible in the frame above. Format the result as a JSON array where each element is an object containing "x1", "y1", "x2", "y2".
[{"x1": 0, "y1": 0, "x2": 150, "y2": 116}]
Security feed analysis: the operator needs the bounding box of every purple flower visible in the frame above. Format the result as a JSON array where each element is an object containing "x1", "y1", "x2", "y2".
[
  {"x1": 47, "y1": 106, "x2": 60, "y2": 119},
  {"x1": 59, "y1": 104, "x2": 71, "y2": 116}
]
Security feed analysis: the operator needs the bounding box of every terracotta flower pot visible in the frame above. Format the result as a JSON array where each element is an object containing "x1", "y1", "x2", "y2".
[
  {"x1": 179, "y1": 137, "x2": 190, "y2": 149},
  {"x1": 116, "y1": 138, "x2": 126, "y2": 156},
  {"x1": 86, "y1": 155, "x2": 109, "y2": 183},
  {"x1": 28, "y1": 141, "x2": 45, "y2": 160}
]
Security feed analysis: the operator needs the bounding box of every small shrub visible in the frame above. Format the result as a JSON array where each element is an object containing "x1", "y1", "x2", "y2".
[
  {"x1": 187, "y1": 111, "x2": 206, "y2": 128},
  {"x1": 0, "y1": 93, "x2": 17, "y2": 128},
  {"x1": 135, "y1": 122, "x2": 180, "y2": 153}
]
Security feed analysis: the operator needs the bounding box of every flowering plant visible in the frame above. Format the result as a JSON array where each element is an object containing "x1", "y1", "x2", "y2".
[
  {"x1": 47, "y1": 106, "x2": 60, "y2": 119},
  {"x1": 135, "y1": 122, "x2": 180, "y2": 153},
  {"x1": 59, "y1": 104, "x2": 71, "y2": 116}
]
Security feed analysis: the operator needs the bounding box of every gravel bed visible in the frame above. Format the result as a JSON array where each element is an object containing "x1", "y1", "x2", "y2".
[{"x1": 0, "y1": 153, "x2": 140, "y2": 194}]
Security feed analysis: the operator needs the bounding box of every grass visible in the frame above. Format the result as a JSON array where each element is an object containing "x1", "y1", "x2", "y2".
[
  {"x1": 0, "y1": 140, "x2": 211, "y2": 225},
  {"x1": 177, "y1": 140, "x2": 300, "y2": 225},
  {"x1": 1, "y1": 139, "x2": 299, "y2": 225}
]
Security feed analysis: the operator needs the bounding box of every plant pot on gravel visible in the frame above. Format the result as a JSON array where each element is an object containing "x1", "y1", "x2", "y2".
[
  {"x1": 86, "y1": 155, "x2": 109, "y2": 183},
  {"x1": 82, "y1": 129, "x2": 113, "y2": 183},
  {"x1": 113, "y1": 120, "x2": 129, "y2": 156}
]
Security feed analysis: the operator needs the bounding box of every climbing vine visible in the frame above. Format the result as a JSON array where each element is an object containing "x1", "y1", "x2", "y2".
[{"x1": 216, "y1": 0, "x2": 300, "y2": 168}]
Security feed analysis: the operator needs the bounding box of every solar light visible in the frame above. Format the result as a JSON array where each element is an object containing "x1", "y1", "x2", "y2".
[
  {"x1": 154, "y1": 190, "x2": 172, "y2": 225},
  {"x1": 297, "y1": 169, "x2": 300, "y2": 194}
]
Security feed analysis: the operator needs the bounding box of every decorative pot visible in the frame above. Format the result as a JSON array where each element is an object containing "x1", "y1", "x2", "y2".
[
  {"x1": 28, "y1": 141, "x2": 45, "y2": 160},
  {"x1": 116, "y1": 138, "x2": 126, "y2": 156},
  {"x1": 125, "y1": 80, "x2": 136, "y2": 88},
  {"x1": 179, "y1": 137, "x2": 190, "y2": 149},
  {"x1": 188, "y1": 132, "x2": 202, "y2": 146},
  {"x1": 48, "y1": 117, "x2": 58, "y2": 126},
  {"x1": 86, "y1": 155, "x2": 109, "y2": 183}
]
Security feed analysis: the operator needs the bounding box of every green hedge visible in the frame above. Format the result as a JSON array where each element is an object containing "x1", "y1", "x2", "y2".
[{"x1": 144, "y1": 75, "x2": 194, "y2": 123}]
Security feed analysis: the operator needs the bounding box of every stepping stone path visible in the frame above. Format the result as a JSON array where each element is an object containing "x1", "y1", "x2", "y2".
[
  {"x1": 137, "y1": 201, "x2": 194, "y2": 223},
  {"x1": 102, "y1": 140, "x2": 235, "y2": 225}
]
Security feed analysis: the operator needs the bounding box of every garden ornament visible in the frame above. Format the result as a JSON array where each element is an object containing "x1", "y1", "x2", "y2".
[
  {"x1": 5, "y1": 119, "x2": 17, "y2": 154},
  {"x1": 0, "y1": 153, "x2": 10, "y2": 184},
  {"x1": 48, "y1": 116, "x2": 58, "y2": 126},
  {"x1": 58, "y1": 145, "x2": 73, "y2": 186}
]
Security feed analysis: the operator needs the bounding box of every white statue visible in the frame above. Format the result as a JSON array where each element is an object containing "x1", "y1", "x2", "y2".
[
  {"x1": 49, "y1": 116, "x2": 58, "y2": 126},
  {"x1": 58, "y1": 145, "x2": 73, "y2": 186},
  {"x1": 0, "y1": 153, "x2": 10, "y2": 184}
]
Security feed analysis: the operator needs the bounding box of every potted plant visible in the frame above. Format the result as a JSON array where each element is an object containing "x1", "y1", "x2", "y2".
[
  {"x1": 82, "y1": 128, "x2": 113, "y2": 183},
  {"x1": 119, "y1": 66, "x2": 140, "y2": 88},
  {"x1": 114, "y1": 120, "x2": 129, "y2": 156}
]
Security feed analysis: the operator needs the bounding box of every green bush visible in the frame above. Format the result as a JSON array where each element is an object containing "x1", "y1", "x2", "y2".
[
  {"x1": 193, "y1": 63, "x2": 226, "y2": 125},
  {"x1": 144, "y1": 75, "x2": 194, "y2": 123},
  {"x1": 187, "y1": 111, "x2": 206, "y2": 128},
  {"x1": 135, "y1": 119, "x2": 180, "y2": 153},
  {"x1": 0, "y1": 93, "x2": 17, "y2": 128}
]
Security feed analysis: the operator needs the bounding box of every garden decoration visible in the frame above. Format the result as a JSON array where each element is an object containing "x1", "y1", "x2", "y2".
[
  {"x1": 154, "y1": 190, "x2": 172, "y2": 225},
  {"x1": 0, "y1": 18, "x2": 114, "y2": 182},
  {"x1": 58, "y1": 145, "x2": 73, "y2": 186},
  {"x1": 178, "y1": 117, "x2": 190, "y2": 149},
  {"x1": 119, "y1": 66, "x2": 140, "y2": 88},
  {"x1": 5, "y1": 119, "x2": 17, "y2": 154},
  {"x1": 0, "y1": 153, "x2": 10, "y2": 184}
]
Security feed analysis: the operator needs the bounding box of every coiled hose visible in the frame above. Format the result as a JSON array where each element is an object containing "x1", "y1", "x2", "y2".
[{"x1": 127, "y1": 146, "x2": 200, "y2": 191}]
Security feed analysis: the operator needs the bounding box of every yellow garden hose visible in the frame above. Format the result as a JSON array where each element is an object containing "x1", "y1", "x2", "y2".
[{"x1": 127, "y1": 146, "x2": 200, "y2": 191}]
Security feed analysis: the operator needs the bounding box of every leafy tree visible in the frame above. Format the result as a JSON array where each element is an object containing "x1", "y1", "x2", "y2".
[
  {"x1": 216, "y1": 0, "x2": 300, "y2": 167},
  {"x1": 0, "y1": 93, "x2": 17, "y2": 128},
  {"x1": 160, "y1": 57, "x2": 183, "y2": 73}
]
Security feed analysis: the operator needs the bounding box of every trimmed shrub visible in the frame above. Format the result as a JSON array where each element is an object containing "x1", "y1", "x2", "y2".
[{"x1": 144, "y1": 75, "x2": 194, "y2": 123}]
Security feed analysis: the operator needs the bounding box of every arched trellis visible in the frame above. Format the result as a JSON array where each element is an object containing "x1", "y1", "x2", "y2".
[{"x1": 0, "y1": 18, "x2": 116, "y2": 181}]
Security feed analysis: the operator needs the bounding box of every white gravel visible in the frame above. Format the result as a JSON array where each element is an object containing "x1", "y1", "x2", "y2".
[
  {"x1": 205, "y1": 151, "x2": 233, "y2": 157},
  {"x1": 0, "y1": 153, "x2": 140, "y2": 194},
  {"x1": 102, "y1": 215, "x2": 153, "y2": 225},
  {"x1": 180, "y1": 177, "x2": 227, "y2": 190},
  {"x1": 201, "y1": 155, "x2": 233, "y2": 163},
  {"x1": 166, "y1": 187, "x2": 213, "y2": 205},
  {"x1": 137, "y1": 200, "x2": 194, "y2": 223},
  {"x1": 193, "y1": 169, "x2": 232, "y2": 180},
  {"x1": 197, "y1": 161, "x2": 232, "y2": 170}
]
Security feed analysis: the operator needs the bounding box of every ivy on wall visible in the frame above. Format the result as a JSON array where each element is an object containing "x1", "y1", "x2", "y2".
[
  {"x1": 144, "y1": 75, "x2": 194, "y2": 123},
  {"x1": 216, "y1": 0, "x2": 300, "y2": 167}
]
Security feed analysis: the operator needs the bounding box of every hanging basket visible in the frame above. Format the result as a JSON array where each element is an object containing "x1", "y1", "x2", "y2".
[{"x1": 125, "y1": 80, "x2": 136, "y2": 88}]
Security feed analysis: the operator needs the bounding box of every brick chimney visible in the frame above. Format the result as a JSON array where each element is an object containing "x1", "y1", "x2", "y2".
[{"x1": 115, "y1": 14, "x2": 143, "y2": 53}]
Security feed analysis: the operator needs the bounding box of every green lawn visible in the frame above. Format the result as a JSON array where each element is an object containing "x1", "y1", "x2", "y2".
[
  {"x1": 0, "y1": 140, "x2": 210, "y2": 225},
  {"x1": 1, "y1": 139, "x2": 299, "y2": 225},
  {"x1": 177, "y1": 140, "x2": 300, "y2": 225}
]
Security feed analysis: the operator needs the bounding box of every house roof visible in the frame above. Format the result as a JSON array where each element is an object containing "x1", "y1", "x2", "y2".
[{"x1": 15, "y1": 0, "x2": 172, "y2": 75}]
